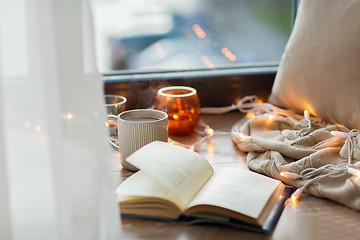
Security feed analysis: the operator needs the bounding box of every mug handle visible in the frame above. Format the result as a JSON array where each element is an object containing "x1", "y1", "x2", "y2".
[{"x1": 107, "y1": 115, "x2": 119, "y2": 150}]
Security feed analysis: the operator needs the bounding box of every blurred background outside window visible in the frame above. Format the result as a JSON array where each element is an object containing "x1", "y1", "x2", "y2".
[{"x1": 91, "y1": 0, "x2": 293, "y2": 73}]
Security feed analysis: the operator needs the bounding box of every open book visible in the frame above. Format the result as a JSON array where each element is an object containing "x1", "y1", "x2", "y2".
[{"x1": 116, "y1": 141, "x2": 291, "y2": 233}]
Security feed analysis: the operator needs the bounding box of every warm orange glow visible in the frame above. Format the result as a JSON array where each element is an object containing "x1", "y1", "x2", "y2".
[
  {"x1": 238, "y1": 133, "x2": 245, "y2": 140},
  {"x1": 257, "y1": 99, "x2": 263, "y2": 104},
  {"x1": 154, "y1": 86, "x2": 200, "y2": 135},
  {"x1": 105, "y1": 121, "x2": 110, "y2": 128},
  {"x1": 303, "y1": 102, "x2": 317, "y2": 117},
  {"x1": 290, "y1": 189, "x2": 303, "y2": 204},
  {"x1": 246, "y1": 112, "x2": 256, "y2": 118},
  {"x1": 206, "y1": 128, "x2": 214, "y2": 135},
  {"x1": 348, "y1": 167, "x2": 360, "y2": 178},
  {"x1": 290, "y1": 195, "x2": 298, "y2": 204},
  {"x1": 268, "y1": 114, "x2": 274, "y2": 120},
  {"x1": 207, "y1": 141, "x2": 214, "y2": 156},
  {"x1": 280, "y1": 172, "x2": 286, "y2": 177},
  {"x1": 25, "y1": 122, "x2": 30, "y2": 128},
  {"x1": 234, "y1": 98, "x2": 242, "y2": 104}
]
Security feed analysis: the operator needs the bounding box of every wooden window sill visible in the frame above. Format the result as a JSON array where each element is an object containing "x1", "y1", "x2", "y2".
[{"x1": 111, "y1": 111, "x2": 360, "y2": 240}]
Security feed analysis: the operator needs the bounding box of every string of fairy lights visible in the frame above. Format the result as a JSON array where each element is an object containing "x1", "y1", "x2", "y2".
[{"x1": 169, "y1": 95, "x2": 360, "y2": 204}]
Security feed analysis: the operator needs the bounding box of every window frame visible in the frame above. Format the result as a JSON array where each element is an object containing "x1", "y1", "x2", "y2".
[{"x1": 103, "y1": 0, "x2": 298, "y2": 108}]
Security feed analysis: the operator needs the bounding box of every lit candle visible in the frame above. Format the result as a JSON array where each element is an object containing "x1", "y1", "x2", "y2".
[{"x1": 154, "y1": 86, "x2": 200, "y2": 135}]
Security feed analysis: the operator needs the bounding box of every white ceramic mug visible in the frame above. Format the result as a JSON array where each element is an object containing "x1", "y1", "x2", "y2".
[{"x1": 108, "y1": 109, "x2": 168, "y2": 171}]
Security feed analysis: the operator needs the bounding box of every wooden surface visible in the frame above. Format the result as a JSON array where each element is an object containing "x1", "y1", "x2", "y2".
[{"x1": 112, "y1": 112, "x2": 360, "y2": 240}]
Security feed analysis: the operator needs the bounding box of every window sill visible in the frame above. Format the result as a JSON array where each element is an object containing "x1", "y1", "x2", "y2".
[{"x1": 103, "y1": 66, "x2": 277, "y2": 109}]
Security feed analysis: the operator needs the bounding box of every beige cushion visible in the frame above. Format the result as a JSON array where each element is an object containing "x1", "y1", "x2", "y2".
[{"x1": 269, "y1": 0, "x2": 360, "y2": 129}]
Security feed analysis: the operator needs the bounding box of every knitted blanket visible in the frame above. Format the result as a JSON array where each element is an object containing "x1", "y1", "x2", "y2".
[{"x1": 231, "y1": 114, "x2": 360, "y2": 210}]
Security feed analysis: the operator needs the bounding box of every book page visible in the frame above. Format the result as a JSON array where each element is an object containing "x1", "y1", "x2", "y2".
[
  {"x1": 186, "y1": 168, "x2": 283, "y2": 220},
  {"x1": 115, "y1": 171, "x2": 180, "y2": 206},
  {"x1": 126, "y1": 141, "x2": 214, "y2": 210}
]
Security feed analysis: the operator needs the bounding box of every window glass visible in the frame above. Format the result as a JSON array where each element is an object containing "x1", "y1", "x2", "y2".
[{"x1": 91, "y1": 0, "x2": 292, "y2": 73}]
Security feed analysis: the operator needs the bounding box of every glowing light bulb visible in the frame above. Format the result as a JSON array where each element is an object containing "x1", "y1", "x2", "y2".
[
  {"x1": 206, "y1": 128, "x2": 214, "y2": 135},
  {"x1": 348, "y1": 167, "x2": 360, "y2": 178},
  {"x1": 238, "y1": 133, "x2": 245, "y2": 140},
  {"x1": 290, "y1": 188, "x2": 303, "y2": 204},
  {"x1": 267, "y1": 114, "x2": 285, "y2": 121},
  {"x1": 66, "y1": 113, "x2": 73, "y2": 120},
  {"x1": 280, "y1": 171, "x2": 300, "y2": 179},
  {"x1": 330, "y1": 131, "x2": 348, "y2": 139},
  {"x1": 290, "y1": 195, "x2": 298, "y2": 204},
  {"x1": 304, "y1": 110, "x2": 310, "y2": 121},
  {"x1": 173, "y1": 114, "x2": 179, "y2": 120},
  {"x1": 105, "y1": 122, "x2": 110, "y2": 128},
  {"x1": 257, "y1": 99, "x2": 263, "y2": 104}
]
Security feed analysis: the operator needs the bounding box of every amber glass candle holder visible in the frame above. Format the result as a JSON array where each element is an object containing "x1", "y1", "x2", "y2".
[{"x1": 155, "y1": 86, "x2": 200, "y2": 135}]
